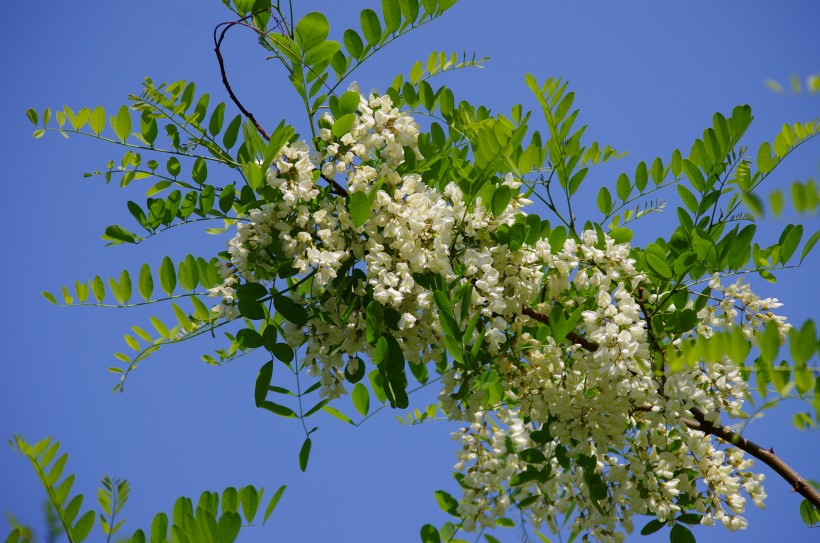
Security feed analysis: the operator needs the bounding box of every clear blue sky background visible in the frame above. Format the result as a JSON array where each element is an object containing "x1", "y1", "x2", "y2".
[{"x1": 1, "y1": 1, "x2": 818, "y2": 542}]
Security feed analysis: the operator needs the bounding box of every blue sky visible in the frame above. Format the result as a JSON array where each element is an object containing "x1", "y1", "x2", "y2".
[{"x1": 1, "y1": 1, "x2": 818, "y2": 542}]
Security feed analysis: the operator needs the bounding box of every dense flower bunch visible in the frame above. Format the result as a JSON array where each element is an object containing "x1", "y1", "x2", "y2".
[
  {"x1": 448, "y1": 243, "x2": 778, "y2": 540},
  {"x1": 207, "y1": 88, "x2": 789, "y2": 541}
]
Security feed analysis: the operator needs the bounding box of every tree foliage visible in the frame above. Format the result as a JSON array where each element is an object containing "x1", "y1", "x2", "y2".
[{"x1": 8, "y1": 1, "x2": 820, "y2": 542}]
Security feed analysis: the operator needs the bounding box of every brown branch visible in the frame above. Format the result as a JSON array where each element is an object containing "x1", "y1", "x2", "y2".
[
  {"x1": 681, "y1": 407, "x2": 820, "y2": 508},
  {"x1": 214, "y1": 17, "x2": 270, "y2": 140},
  {"x1": 521, "y1": 305, "x2": 598, "y2": 352},
  {"x1": 321, "y1": 174, "x2": 348, "y2": 198},
  {"x1": 214, "y1": 14, "x2": 348, "y2": 198}
]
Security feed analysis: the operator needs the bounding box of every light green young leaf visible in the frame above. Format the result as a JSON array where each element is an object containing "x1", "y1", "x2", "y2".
[
  {"x1": 295, "y1": 12, "x2": 330, "y2": 53},
  {"x1": 138, "y1": 263, "x2": 153, "y2": 301},
  {"x1": 382, "y1": 0, "x2": 402, "y2": 33},
  {"x1": 263, "y1": 485, "x2": 287, "y2": 523},
  {"x1": 352, "y1": 383, "x2": 370, "y2": 416},
  {"x1": 112, "y1": 105, "x2": 131, "y2": 143},
  {"x1": 348, "y1": 191, "x2": 371, "y2": 227}
]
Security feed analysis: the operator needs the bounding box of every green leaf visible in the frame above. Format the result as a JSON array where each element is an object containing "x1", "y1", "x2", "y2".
[
  {"x1": 677, "y1": 185, "x2": 699, "y2": 214},
  {"x1": 238, "y1": 298, "x2": 265, "y2": 320},
  {"x1": 91, "y1": 276, "x2": 106, "y2": 303},
  {"x1": 338, "y1": 91, "x2": 361, "y2": 116},
  {"x1": 491, "y1": 185, "x2": 511, "y2": 217},
  {"x1": 651, "y1": 157, "x2": 664, "y2": 186},
  {"x1": 645, "y1": 253, "x2": 672, "y2": 279},
  {"x1": 420, "y1": 524, "x2": 441, "y2": 543},
  {"x1": 597, "y1": 186, "x2": 612, "y2": 214},
  {"x1": 140, "y1": 112, "x2": 158, "y2": 145},
  {"x1": 263, "y1": 484, "x2": 287, "y2": 523},
  {"x1": 295, "y1": 12, "x2": 330, "y2": 53},
  {"x1": 348, "y1": 191, "x2": 371, "y2": 227},
  {"x1": 26, "y1": 108, "x2": 39, "y2": 126},
  {"x1": 323, "y1": 405, "x2": 354, "y2": 424},
  {"x1": 800, "y1": 228, "x2": 820, "y2": 263},
  {"x1": 89, "y1": 106, "x2": 105, "y2": 135},
  {"x1": 617, "y1": 170, "x2": 633, "y2": 200},
  {"x1": 138, "y1": 263, "x2": 153, "y2": 301},
  {"x1": 118, "y1": 270, "x2": 132, "y2": 304},
  {"x1": 344, "y1": 357, "x2": 366, "y2": 383},
  {"x1": 113, "y1": 105, "x2": 131, "y2": 143},
  {"x1": 343, "y1": 29, "x2": 364, "y2": 59},
  {"x1": 400, "y1": 0, "x2": 420, "y2": 22},
  {"x1": 236, "y1": 328, "x2": 263, "y2": 349},
  {"x1": 42, "y1": 291, "x2": 58, "y2": 305},
  {"x1": 360, "y1": 9, "x2": 382, "y2": 45},
  {"x1": 669, "y1": 524, "x2": 695, "y2": 543},
  {"x1": 800, "y1": 499, "x2": 819, "y2": 526},
  {"x1": 332, "y1": 112, "x2": 356, "y2": 138},
  {"x1": 790, "y1": 320, "x2": 817, "y2": 366},
  {"x1": 260, "y1": 400, "x2": 296, "y2": 418},
  {"x1": 304, "y1": 41, "x2": 341, "y2": 66},
  {"x1": 568, "y1": 167, "x2": 588, "y2": 195},
  {"x1": 383, "y1": 0, "x2": 402, "y2": 33},
  {"x1": 434, "y1": 490, "x2": 459, "y2": 516},
  {"x1": 352, "y1": 383, "x2": 370, "y2": 416},
  {"x1": 609, "y1": 227, "x2": 633, "y2": 243},
  {"x1": 757, "y1": 141, "x2": 773, "y2": 174},
  {"x1": 760, "y1": 321, "x2": 781, "y2": 365},
  {"x1": 72, "y1": 510, "x2": 96, "y2": 543},
  {"x1": 519, "y1": 448, "x2": 547, "y2": 463},
  {"x1": 778, "y1": 224, "x2": 802, "y2": 265},
  {"x1": 676, "y1": 514, "x2": 703, "y2": 525},
  {"x1": 223, "y1": 115, "x2": 242, "y2": 149},
  {"x1": 47, "y1": 453, "x2": 68, "y2": 485},
  {"x1": 216, "y1": 512, "x2": 241, "y2": 543},
  {"x1": 208, "y1": 102, "x2": 226, "y2": 136},
  {"x1": 219, "y1": 184, "x2": 236, "y2": 213},
  {"x1": 273, "y1": 295, "x2": 309, "y2": 325},
  {"x1": 682, "y1": 159, "x2": 705, "y2": 192},
  {"x1": 772, "y1": 360, "x2": 791, "y2": 395},
  {"x1": 639, "y1": 519, "x2": 664, "y2": 535},
  {"x1": 192, "y1": 157, "x2": 207, "y2": 184},
  {"x1": 240, "y1": 485, "x2": 259, "y2": 524},
  {"x1": 298, "y1": 437, "x2": 312, "y2": 472},
  {"x1": 159, "y1": 256, "x2": 176, "y2": 296},
  {"x1": 103, "y1": 225, "x2": 140, "y2": 244}
]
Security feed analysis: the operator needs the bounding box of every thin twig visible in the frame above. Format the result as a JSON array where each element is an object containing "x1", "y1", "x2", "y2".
[
  {"x1": 520, "y1": 305, "x2": 598, "y2": 352},
  {"x1": 321, "y1": 173, "x2": 348, "y2": 197},
  {"x1": 214, "y1": 13, "x2": 348, "y2": 198},
  {"x1": 214, "y1": 16, "x2": 271, "y2": 140}
]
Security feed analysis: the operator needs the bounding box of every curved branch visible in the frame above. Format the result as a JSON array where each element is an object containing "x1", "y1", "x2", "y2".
[
  {"x1": 214, "y1": 17, "x2": 271, "y2": 140},
  {"x1": 681, "y1": 407, "x2": 820, "y2": 509},
  {"x1": 214, "y1": 13, "x2": 347, "y2": 198}
]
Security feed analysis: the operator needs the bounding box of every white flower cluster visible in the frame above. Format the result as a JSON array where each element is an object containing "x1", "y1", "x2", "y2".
[
  {"x1": 448, "y1": 251, "x2": 778, "y2": 540},
  {"x1": 207, "y1": 86, "x2": 784, "y2": 540},
  {"x1": 453, "y1": 406, "x2": 767, "y2": 542},
  {"x1": 699, "y1": 273, "x2": 791, "y2": 341}
]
